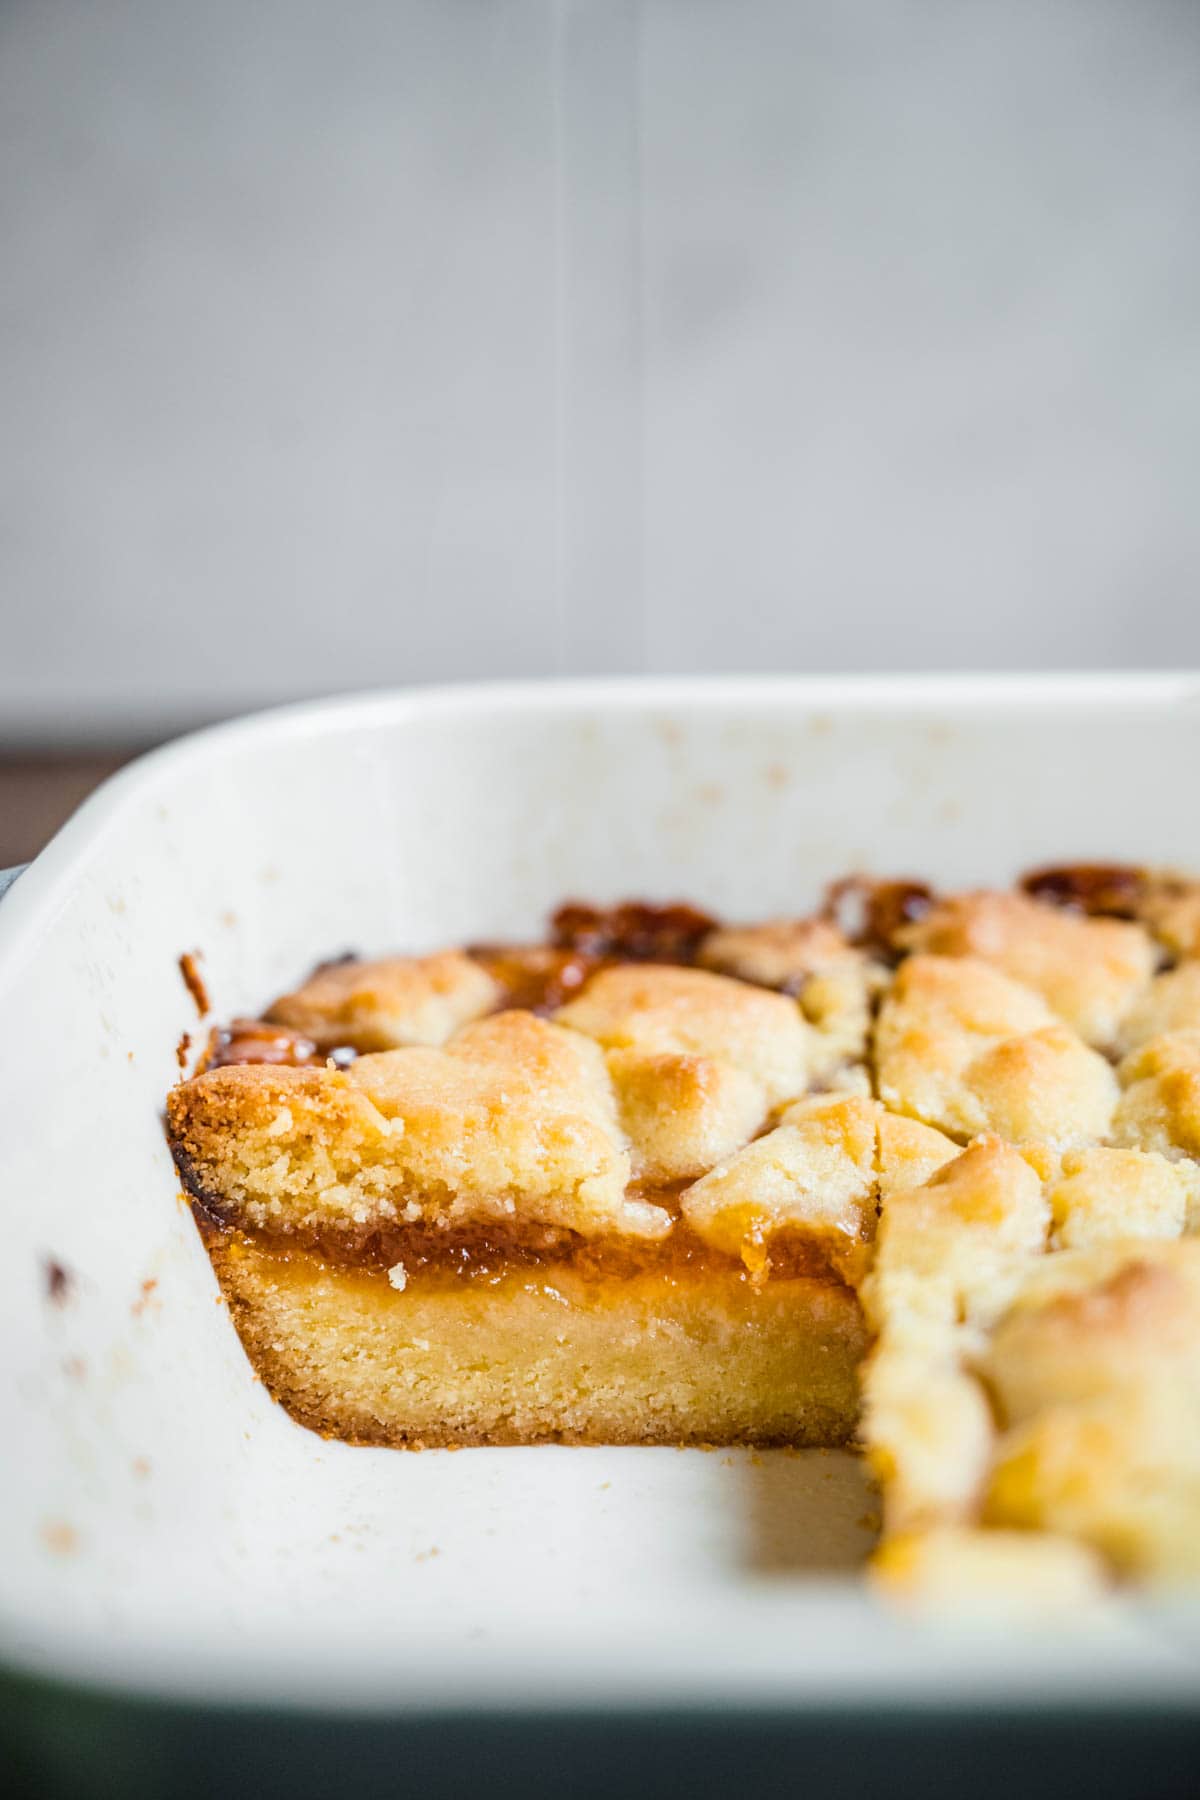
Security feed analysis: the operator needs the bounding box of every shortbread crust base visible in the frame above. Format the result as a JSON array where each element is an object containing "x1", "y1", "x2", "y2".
[{"x1": 208, "y1": 1231, "x2": 867, "y2": 1448}]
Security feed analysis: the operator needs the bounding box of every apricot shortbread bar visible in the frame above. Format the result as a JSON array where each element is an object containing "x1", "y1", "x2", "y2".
[{"x1": 166, "y1": 869, "x2": 1200, "y2": 1596}]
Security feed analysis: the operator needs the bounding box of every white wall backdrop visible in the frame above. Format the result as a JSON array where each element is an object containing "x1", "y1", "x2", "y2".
[{"x1": 2, "y1": 0, "x2": 1199, "y2": 739}]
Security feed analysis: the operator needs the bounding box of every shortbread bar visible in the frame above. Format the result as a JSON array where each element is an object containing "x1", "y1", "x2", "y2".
[{"x1": 167, "y1": 873, "x2": 1200, "y2": 1593}]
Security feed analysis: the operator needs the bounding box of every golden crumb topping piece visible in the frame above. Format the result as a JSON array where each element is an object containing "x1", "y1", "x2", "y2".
[
  {"x1": 874, "y1": 1110, "x2": 965, "y2": 1200},
  {"x1": 604, "y1": 1049, "x2": 767, "y2": 1183},
  {"x1": 981, "y1": 1242, "x2": 1200, "y2": 1577},
  {"x1": 897, "y1": 889, "x2": 1156, "y2": 1047},
  {"x1": 679, "y1": 1096, "x2": 958, "y2": 1285},
  {"x1": 862, "y1": 1137, "x2": 1049, "y2": 1346},
  {"x1": 984, "y1": 1394, "x2": 1200, "y2": 1581},
  {"x1": 982, "y1": 1240, "x2": 1200, "y2": 1416},
  {"x1": 679, "y1": 1095, "x2": 877, "y2": 1284},
  {"x1": 555, "y1": 964, "x2": 817, "y2": 1108},
  {"x1": 795, "y1": 962, "x2": 883, "y2": 1073},
  {"x1": 1119, "y1": 960, "x2": 1200, "y2": 1054},
  {"x1": 859, "y1": 1139, "x2": 1047, "y2": 1565},
  {"x1": 872, "y1": 1528, "x2": 1107, "y2": 1613},
  {"x1": 696, "y1": 917, "x2": 853, "y2": 989},
  {"x1": 698, "y1": 918, "x2": 884, "y2": 1073},
  {"x1": 266, "y1": 951, "x2": 499, "y2": 1052},
  {"x1": 347, "y1": 1012, "x2": 655, "y2": 1232},
  {"x1": 1046, "y1": 1147, "x2": 1192, "y2": 1249},
  {"x1": 1139, "y1": 882, "x2": 1200, "y2": 960},
  {"x1": 1113, "y1": 1028, "x2": 1200, "y2": 1164},
  {"x1": 862, "y1": 1345, "x2": 994, "y2": 1534},
  {"x1": 875, "y1": 955, "x2": 1117, "y2": 1147},
  {"x1": 169, "y1": 1011, "x2": 671, "y2": 1242}
]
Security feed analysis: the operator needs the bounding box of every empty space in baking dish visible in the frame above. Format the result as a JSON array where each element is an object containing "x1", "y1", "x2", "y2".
[{"x1": 3, "y1": 676, "x2": 1200, "y2": 1711}]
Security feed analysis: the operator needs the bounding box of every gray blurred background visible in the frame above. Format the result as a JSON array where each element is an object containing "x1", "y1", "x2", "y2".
[{"x1": 2, "y1": 0, "x2": 1200, "y2": 849}]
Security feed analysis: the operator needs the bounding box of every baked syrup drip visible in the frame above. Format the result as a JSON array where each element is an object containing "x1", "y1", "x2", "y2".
[{"x1": 178, "y1": 951, "x2": 210, "y2": 1016}]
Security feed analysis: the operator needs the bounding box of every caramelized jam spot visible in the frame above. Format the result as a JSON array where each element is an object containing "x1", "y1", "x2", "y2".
[
  {"x1": 823, "y1": 877, "x2": 936, "y2": 955},
  {"x1": 468, "y1": 944, "x2": 604, "y2": 1015},
  {"x1": 1020, "y1": 863, "x2": 1149, "y2": 919},
  {"x1": 550, "y1": 899, "x2": 717, "y2": 964},
  {"x1": 206, "y1": 1018, "x2": 328, "y2": 1070}
]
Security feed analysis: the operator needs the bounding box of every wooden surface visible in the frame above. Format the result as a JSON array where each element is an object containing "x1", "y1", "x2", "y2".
[{"x1": 0, "y1": 755, "x2": 134, "y2": 867}]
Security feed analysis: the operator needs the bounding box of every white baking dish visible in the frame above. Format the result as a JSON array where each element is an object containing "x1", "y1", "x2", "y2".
[{"x1": 3, "y1": 675, "x2": 1200, "y2": 1717}]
